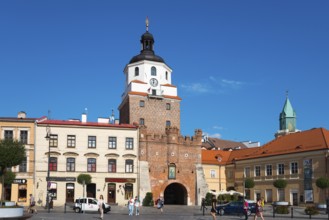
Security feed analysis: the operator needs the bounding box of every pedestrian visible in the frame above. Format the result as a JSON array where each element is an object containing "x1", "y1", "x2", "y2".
[
  {"x1": 254, "y1": 198, "x2": 265, "y2": 220},
  {"x1": 128, "y1": 196, "x2": 134, "y2": 216},
  {"x1": 243, "y1": 198, "x2": 249, "y2": 220},
  {"x1": 134, "y1": 196, "x2": 140, "y2": 216},
  {"x1": 98, "y1": 195, "x2": 104, "y2": 220},
  {"x1": 28, "y1": 194, "x2": 37, "y2": 214},
  {"x1": 210, "y1": 195, "x2": 217, "y2": 220},
  {"x1": 156, "y1": 196, "x2": 164, "y2": 213},
  {"x1": 201, "y1": 197, "x2": 207, "y2": 216}
]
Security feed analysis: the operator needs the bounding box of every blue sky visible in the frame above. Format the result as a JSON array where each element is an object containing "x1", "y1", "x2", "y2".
[{"x1": 1, "y1": 1, "x2": 328, "y2": 145}]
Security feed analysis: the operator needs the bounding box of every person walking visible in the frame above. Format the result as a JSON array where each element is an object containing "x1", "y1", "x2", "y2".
[
  {"x1": 156, "y1": 196, "x2": 164, "y2": 214},
  {"x1": 243, "y1": 198, "x2": 249, "y2": 220},
  {"x1": 28, "y1": 194, "x2": 37, "y2": 214},
  {"x1": 254, "y1": 198, "x2": 265, "y2": 220},
  {"x1": 134, "y1": 196, "x2": 140, "y2": 216},
  {"x1": 210, "y1": 195, "x2": 217, "y2": 220},
  {"x1": 201, "y1": 197, "x2": 207, "y2": 216},
  {"x1": 98, "y1": 195, "x2": 104, "y2": 220},
  {"x1": 128, "y1": 196, "x2": 134, "y2": 216}
]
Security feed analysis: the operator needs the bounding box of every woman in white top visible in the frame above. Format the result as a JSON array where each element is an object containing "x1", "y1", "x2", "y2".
[
  {"x1": 134, "y1": 196, "x2": 140, "y2": 216},
  {"x1": 98, "y1": 195, "x2": 104, "y2": 220}
]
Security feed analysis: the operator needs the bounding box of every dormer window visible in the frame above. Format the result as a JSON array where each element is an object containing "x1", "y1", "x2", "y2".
[
  {"x1": 135, "y1": 67, "x2": 139, "y2": 76},
  {"x1": 151, "y1": 66, "x2": 157, "y2": 76}
]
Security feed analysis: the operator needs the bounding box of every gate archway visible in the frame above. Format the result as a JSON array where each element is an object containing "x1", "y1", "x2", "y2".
[{"x1": 164, "y1": 183, "x2": 187, "y2": 205}]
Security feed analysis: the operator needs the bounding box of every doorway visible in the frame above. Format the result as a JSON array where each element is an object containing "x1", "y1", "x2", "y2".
[
  {"x1": 87, "y1": 183, "x2": 96, "y2": 198},
  {"x1": 107, "y1": 183, "x2": 116, "y2": 204},
  {"x1": 66, "y1": 183, "x2": 74, "y2": 203},
  {"x1": 164, "y1": 183, "x2": 187, "y2": 205}
]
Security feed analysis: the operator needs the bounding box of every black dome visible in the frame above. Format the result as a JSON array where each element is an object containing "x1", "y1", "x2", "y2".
[{"x1": 129, "y1": 31, "x2": 165, "y2": 64}]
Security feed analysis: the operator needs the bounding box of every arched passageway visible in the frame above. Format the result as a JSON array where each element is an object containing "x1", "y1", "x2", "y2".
[{"x1": 164, "y1": 183, "x2": 187, "y2": 205}]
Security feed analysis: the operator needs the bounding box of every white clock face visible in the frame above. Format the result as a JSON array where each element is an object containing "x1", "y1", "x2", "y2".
[{"x1": 150, "y1": 78, "x2": 158, "y2": 87}]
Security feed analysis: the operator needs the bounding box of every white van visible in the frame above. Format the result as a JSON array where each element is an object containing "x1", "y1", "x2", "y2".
[{"x1": 73, "y1": 197, "x2": 111, "y2": 213}]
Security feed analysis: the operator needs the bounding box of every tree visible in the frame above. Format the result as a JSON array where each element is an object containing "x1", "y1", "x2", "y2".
[
  {"x1": 273, "y1": 179, "x2": 288, "y2": 189},
  {"x1": 77, "y1": 174, "x2": 92, "y2": 198},
  {"x1": 245, "y1": 178, "x2": 255, "y2": 189},
  {"x1": 0, "y1": 139, "x2": 26, "y2": 201},
  {"x1": 4, "y1": 170, "x2": 16, "y2": 185},
  {"x1": 316, "y1": 177, "x2": 329, "y2": 203}
]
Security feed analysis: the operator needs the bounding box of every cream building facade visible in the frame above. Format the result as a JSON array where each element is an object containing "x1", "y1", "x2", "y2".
[{"x1": 34, "y1": 115, "x2": 138, "y2": 207}]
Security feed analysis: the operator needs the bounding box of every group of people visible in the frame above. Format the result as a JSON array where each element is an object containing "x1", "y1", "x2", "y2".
[{"x1": 128, "y1": 196, "x2": 141, "y2": 216}]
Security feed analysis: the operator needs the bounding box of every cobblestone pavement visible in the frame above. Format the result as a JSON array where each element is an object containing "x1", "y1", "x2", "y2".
[{"x1": 17, "y1": 205, "x2": 329, "y2": 220}]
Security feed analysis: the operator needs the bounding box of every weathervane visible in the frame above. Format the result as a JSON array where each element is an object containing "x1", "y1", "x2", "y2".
[{"x1": 146, "y1": 16, "x2": 149, "y2": 32}]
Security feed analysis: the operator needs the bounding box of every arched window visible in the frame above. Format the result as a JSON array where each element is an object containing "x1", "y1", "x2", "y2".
[
  {"x1": 135, "y1": 67, "x2": 139, "y2": 76},
  {"x1": 151, "y1": 66, "x2": 157, "y2": 76}
]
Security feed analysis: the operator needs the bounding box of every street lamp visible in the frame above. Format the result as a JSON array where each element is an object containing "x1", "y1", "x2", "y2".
[{"x1": 45, "y1": 126, "x2": 51, "y2": 213}]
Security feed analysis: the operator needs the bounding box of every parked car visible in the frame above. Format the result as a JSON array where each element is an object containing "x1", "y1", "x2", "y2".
[
  {"x1": 216, "y1": 200, "x2": 256, "y2": 216},
  {"x1": 73, "y1": 197, "x2": 111, "y2": 213}
]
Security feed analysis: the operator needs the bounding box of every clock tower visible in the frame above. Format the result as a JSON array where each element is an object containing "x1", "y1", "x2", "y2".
[{"x1": 119, "y1": 18, "x2": 181, "y2": 134}]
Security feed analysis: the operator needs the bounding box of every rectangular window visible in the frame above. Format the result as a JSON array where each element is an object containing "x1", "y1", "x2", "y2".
[
  {"x1": 125, "y1": 138, "x2": 134, "y2": 150},
  {"x1": 88, "y1": 136, "x2": 96, "y2": 148},
  {"x1": 291, "y1": 162, "x2": 298, "y2": 174},
  {"x1": 125, "y1": 159, "x2": 133, "y2": 173},
  {"x1": 4, "y1": 130, "x2": 13, "y2": 140},
  {"x1": 66, "y1": 158, "x2": 75, "y2": 172},
  {"x1": 166, "y1": 103, "x2": 171, "y2": 110},
  {"x1": 67, "y1": 135, "x2": 76, "y2": 148},
  {"x1": 19, "y1": 157, "x2": 27, "y2": 172},
  {"x1": 166, "y1": 120, "x2": 171, "y2": 127},
  {"x1": 255, "y1": 166, "x2": 261, "y2": 177},
  {"x1": 244, "y1": 167, "x2": 251, "y2": 178},
  {"x1": 278, "y1": 188, "x2": 285, "y2": 201},
  {"x1": 266, "y1": 164, "x2": 272, "y2": 176},
  {"x1": 87, "y1": 158, "x2": 96, "y2": 172},
  {"x1": 210, "y1": 170, "x2": 216, "y2": 178},
  {"x1": 18, "y1": 184, "x2": 27, "y2": 202},
  {"x1": 50, "y1": 134, "x2": 58, "y2": 148},
  {"x1": 49, "y1": 182, "x2": 57, "y2": 200},
  {"x1": 108, "y1": 159, "x2": 116, "y2": 173},
  {"x1": 108, "y1": 137, "x2": 117, "y2": 149},
  {"x1": 20, "y1": 130, "x2": 28, "y2": 144},
  {"x1": 139, "y1": 118, "x2": 145, "y2": 125},
  {"x1": 49, "y1": 157, "x2": 57, "y2": 171},
  {"x1": 139, "y1": 100, "x2": 145, "y2": 107},
  {"x1": 278, "y1": 164, "x2": 285, "y2": 175}
]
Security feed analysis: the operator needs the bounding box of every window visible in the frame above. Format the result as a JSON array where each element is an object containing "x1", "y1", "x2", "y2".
[
  {"x1": 125, "y1": 159, "x2": 133, "y2": 173},
  {"x1": 255, "y1": 166, "x2": 261, "y2": 177},
  {"x1": 88, "y1": 136, "x2": 96, "y2": 148},
  {"x1": 278, "y1": 163, "x2": 285, "y2": 175},
  {"x1": 66, "y1": 158, "x2": 75, "y2": 172},
  {"x1": 291, "y1": 162, "x2": 298, "y2": 174},
  {"x1": 166, "y1": 120, "x2": 171, "y2": 127},
  {"x1": 50, "y1": 134, "x2": 58, "y2": 147},
  {"x1": 244, "y1": 167, "x2": 251, "y2": 178},
  {"x1": 124, "y1": 183, "x2": 133, "y2": 200},
  {"x1": 139, "y1": 100, "x2": 145, "y2": 107},
  {"x1": 4, "y1": 130, "x2": 13, "y2": 140},
  {"x1": 18, "y1": 184, "x2": 27, "y2": 202},
  {"x1": 135, "y1": 67, "x2": 139, "y2": 76},
  {"x1": 166, "y1": 103, "x2": 171, "y2": 110},
  {"x1": 278, "y1": 188, "x2": 285, "y2": 201},
  {"x1": 108, "y1": 137, "x2": 117, "y2": 149},
  {"x1": 49, "y1": 182, "x2": 57, "y2": 199},
  {"x1": 19, "y1": 157, "x2": 27, "y2": 172},
  {"x1": 227, "y1": 170, "x2": 233, "y2": 179},
  {"x1": 210, "y1": 170, "x2": 216, "y2": 178},
  {"x1": 165, "y1": 71, "x2": 168, "y2": 80},
  {"x1": 49, "y1": 157, "x2": 57, "y2": 171},
  {"x1": 125, "y1": 138, "x2": 134, "y2": 150},
  {"x1": 108, "y1": 159, "x2": 116, "y2": 173},
  {"x1": 87, "y1": 158, "x2": 96, "y2": 172},
  {"x1": 67, "y1": 135, "x2": 76, "y2": 148},
  {"x1": 169, "y1": 164, "x2": 176, "y2": 179},
  {"x1": 151, "y1": 66, "x2": 156, "y2": 76},
  {"x1": 266, "y1": 164, "x2": 272, "y2": 176},
  {"x1": 20, "y1": 130, "x2": 28, "y2": 144},
  {"x1": 139, "y1": 118, "x2": 144, "y2": 125}
]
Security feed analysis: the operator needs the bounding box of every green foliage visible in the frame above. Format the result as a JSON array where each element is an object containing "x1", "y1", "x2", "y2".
[
  {"x1": 305, "y1": 206, "x2": 319, "y2": 215},
  {"x1": 4, "y1": 170, "x2": 16, "y2": 185},
  {"x1": 142, "y1": 192, "x2": 154, "y2": 206},
  {"x1": 245, "y1": 178, "x2": 255, "y2": 189},
  {"x1": 273, "y1": 179, "x2": 287, "y2": 189},
  {"x1": 205, "y1": 192, "x2": 213, "y2": 206},
  {"x1": 218, "y1": 194, "x2": 239, "y2": 202},
  {"x1": 316, "y1": 177, "x2": 329, "y2": 189},
  {"x1": 275, "y1": 205, "x2": 289, "y2": 214},
  {"x1": 77, "y1": 174, "x2": 92, "y2": 185},
  {"x1": 0, "y1": 139, "x2": 26, "y2": 172}
]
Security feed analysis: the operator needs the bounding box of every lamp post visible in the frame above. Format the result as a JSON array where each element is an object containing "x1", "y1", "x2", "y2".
[{"x1": 45, "y1": 126, "x2": 51, "y2": 213}]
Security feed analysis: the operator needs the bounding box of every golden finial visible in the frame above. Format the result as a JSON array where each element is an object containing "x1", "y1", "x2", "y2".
[{"x1": 146, "y1": 16, "x2": 149, "y2": 31}]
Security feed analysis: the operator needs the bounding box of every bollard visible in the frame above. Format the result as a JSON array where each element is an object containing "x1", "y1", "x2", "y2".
[
  {"x1": 291, "y1": 207, "x2": 293, "y2": 218},
  {"x1": 64, "y1": 203, "x2": 66, "y2": 213}
]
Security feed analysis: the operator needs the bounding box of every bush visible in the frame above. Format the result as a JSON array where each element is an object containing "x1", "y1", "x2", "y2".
[
  {"x1": 273, "y1": 179, "x2": 287, "y2": 189},
  {"x1": 142, "y1": 192, "x2": 154, "y2": 206},
  {"x1": 275, "y1": 206, "x2": 289, "y2": 214},
  {"x1": 205, "y1": 193, "x2": 213, "y2": 206},
  {"x1": 305, "y1": 206, "x2": 319, "y2": 215}
]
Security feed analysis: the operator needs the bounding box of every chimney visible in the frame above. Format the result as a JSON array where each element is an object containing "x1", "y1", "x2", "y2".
[
  {"x1": 17, "y1": 111, "x2": 26, "y2": 119},
  {"x1": 82, "y1": 113, "x2": 87, "y2": 123}
]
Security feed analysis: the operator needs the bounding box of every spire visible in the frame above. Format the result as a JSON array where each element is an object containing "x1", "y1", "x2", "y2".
[{"x1": 146, "y1": 16, "x2": 149, "y2": 32}]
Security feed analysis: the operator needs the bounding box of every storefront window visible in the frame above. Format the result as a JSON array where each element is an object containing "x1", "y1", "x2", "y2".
[
  {"x1": 124, "y1": 183, "x2": 133, "y2": 200},
  {"x1": 49, "y1": 182, "x2": 57, "y2": 200},
  {"x1": 18, "y1": 184, "x2": 27, "y2": 202}
]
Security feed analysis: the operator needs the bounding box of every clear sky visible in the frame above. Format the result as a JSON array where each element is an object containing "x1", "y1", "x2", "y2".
[{"x1": 1, "y1": 1, "x2": 328, "y2": 145}]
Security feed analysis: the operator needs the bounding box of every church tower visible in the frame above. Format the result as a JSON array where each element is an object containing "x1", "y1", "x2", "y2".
[
  {"x1": 119, "y1": 18, "x2": 181, "y2": 134},
  {"x1": 275, "y1": 93, "x2": 300, "y2": 138}
]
